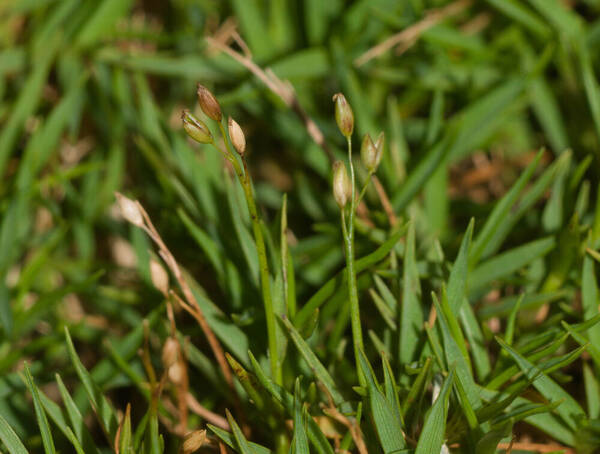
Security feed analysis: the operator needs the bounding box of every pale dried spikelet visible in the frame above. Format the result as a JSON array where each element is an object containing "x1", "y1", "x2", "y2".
[
  {"x1": 197, "y1": 84, "x2": 222, "y2": 121},
  {"x1": 228, "y1": 116, "x2": 246, "y2": 155},
  {"x1": 115, "y1": 193, "x2": 144, "y2": 228},
  {"x1": 162, "y1": 337, "x2": 179, "y2": 369},
  {"x1": 150, "y1": 258, "x2": 169, "y2": 295},
  {"x1": 182, "y1": 430, "x2": 207, "y2": 454},
  {"x1": 168, "y1": 362, "x2": 185, "y2": 384}
]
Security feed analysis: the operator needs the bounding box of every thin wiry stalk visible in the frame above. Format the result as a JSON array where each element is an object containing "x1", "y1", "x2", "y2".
[
  {"x1": 217, "y1": 122, "x2": 282, "y2": 386},
  {"x1": 342, "y1": 136, "x2": 366, "y2": 386}
]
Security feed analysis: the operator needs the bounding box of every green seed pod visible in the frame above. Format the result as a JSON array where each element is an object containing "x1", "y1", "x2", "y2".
[
  {"x1": 197, "y1": 84, "x2": 222, "y2": 122},
  {"x1": 332, "y1": 93, "x2": 354, "y2": 138},
  {"x1": 182, "y1": 110, "x2": 213, "y2": 144},
  {"x1": 332, "y1": 160, "x2": 352, "y2": 208},
  {"x1": 228, "y1": 116, "x2": 246, "y2": 155},
  {"x1": 373, "y1": 131, "x2": 385, "y2": 172},
  {"x1": 360, "y1": 133, "x2": 376, "y2": 171}
]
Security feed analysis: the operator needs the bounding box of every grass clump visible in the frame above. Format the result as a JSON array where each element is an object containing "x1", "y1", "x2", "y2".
[{"x1": 1, "y1": 1, "x2": 600, "y2": 453}]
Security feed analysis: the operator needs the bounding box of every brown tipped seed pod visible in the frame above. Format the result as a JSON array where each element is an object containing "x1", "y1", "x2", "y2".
[
  {"x1": 150, "y1": 258, "x2": 169, "y2": 295},
  {"x1": 332, "y1": 93, "x2": 354, "y2": 138},
  {"x1": 182, "y1": 110, "x2": 213, "y2": 144},
  {"x1": 197, "y1": 84, "x2": 222, "y2": 122},
  {"x1": 332, "y1": 160, "x2": 352, "y2": 208},
  {"x1": 115, "y1": 193, "x2": 144, "y2": 228},
  {"x1": 228, "y1": 117, "x2": 246, "y2": 155},
  {"x1": 182, "y1": 430, "x2": 207, "y2": 454}
]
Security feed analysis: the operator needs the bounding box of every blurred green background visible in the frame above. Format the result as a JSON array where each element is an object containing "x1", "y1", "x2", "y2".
[{"x1": 1, "y1": 0, "x2": 600, "y2": 451}]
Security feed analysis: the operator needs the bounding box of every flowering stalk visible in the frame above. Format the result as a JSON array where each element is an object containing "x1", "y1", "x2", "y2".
[
  {"x1": 216, "y1": 121, "x2": 282, "y2": 386},
  {"x1": 333, "y1": 93, "x2": 366, "y2": 386},
  {"x1": 332, "y1": 94, "x2": 385, "y2": 387},
  {"x1": 190, "y1": 85, "x2": 281, "y2": 385},
  {"x1": 344, "y1": 135, "x2": 366, "y2": 386}
]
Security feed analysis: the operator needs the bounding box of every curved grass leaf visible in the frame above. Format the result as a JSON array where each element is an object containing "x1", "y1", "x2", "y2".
[{"x1": 0, "y1": 414, "x2": 28, "y2": 454}]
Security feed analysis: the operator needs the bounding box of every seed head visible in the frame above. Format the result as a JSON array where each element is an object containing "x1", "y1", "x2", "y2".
[
  {"x1": 332, "y1": 161, "x2": 352, "y2": 208},
  {"x1": 361, "y1": 131, "x2": 384, "y2": 172},
  {"x1": 115, "y1": 193, "x2": 144, "y2": 228},
  {"x1": 150, "y1": 258, "x2": 169, "y2": 295},
  {"x1": 182, "y1": 110, "x2": 213, "y2": 144},
  {"x1": 332, "y1": 93, "x2": 354, "y2": 138},
  {"x1": 168, "y1": 362, "x2": 185, "y2": 384},
  {"x1": 197, "y1": 84, "x2": 222, "y2": 122},
  {"x1": 182, "y1": 430, "x2": 207, "y2": 454},
  {"x1": 228, "y1": 116, "x2": 246, "y2": 155}
]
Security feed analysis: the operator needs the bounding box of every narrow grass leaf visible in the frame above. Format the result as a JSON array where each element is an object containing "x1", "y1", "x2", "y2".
[
  {"x1": 582, "y1": 244, "x2": 600, "y2": 348},
  {"x1": 399, "y1": 221, "x2": 423, "y2": 365},
  {"x1": 279, "y1": 316, "x2": 345, "y2": 407},
  {"x1": 208, "y1": 425, "x2": 271, "y2": 454},
  {"x1": 496, "y1": 337, "x2": 584, "y2": 430},
  {"x1": 248, "y1": 351, "x2": 334, "y2": 454},
  {"x1": 470, "y1": 237, "x2": 556, "y2": 294},
  {"x1": 55, "y1": 374, "x2": 99, "y2": 454},
  {"x1": 0, "y1": 414, "x2": 28, "y2": 454},
  {"x1": 358, "y1": 349, "x2": 406, "y2": 452},
  {"x1": 22, "y1": 364, "x2": 56, "y2": 454},
  {"x1": 292, "y1": 379, "x2": 310, "y2": 454},
  {"x1": 296, "y1": 225, "x2": 407, "y2": 328},
  {"x1": 470, "y1": 151, "x2": 542, "y2": 265},
  {"x1": 448, "y1": 219, "x2": 473, "y2": 313},
  {"x1": 64, "y1": 326, "x2": 119, "y2": 441},
  {"x1": 415, "y1": 369, "x2": 455, "y2": 454}
]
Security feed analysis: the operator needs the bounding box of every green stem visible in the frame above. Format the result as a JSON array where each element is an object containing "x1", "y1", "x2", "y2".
[
  {"x1": 343, "y1": 136, "x2": 365, "y2": 386},
  {"x1": 217, "y1": 123, "x2": 282, "y2": 386},
  {"x1": 357, "y1": 170, "x2": 374, "y2": 205}
]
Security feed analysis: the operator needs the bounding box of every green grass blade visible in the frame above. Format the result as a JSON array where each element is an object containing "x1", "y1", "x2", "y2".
[
  {"x1": 470, "y1": 151, "x2": 543, "y2": 265},
  {"x1": 296, "y1": 225, "x2": 407, "y2": 328},
  {"x1": 55, "y1": 374, "x2": 99, "y2": 454},
  {"x1": 447, "y1": 219, "x2": 473, "y2": 313},
  {"x1": 22, "y1": 364, "x2": 56, "y2": 454},
  {"x1": 64, "y1": 327, "x2": 119, "y2": 442},
  {"x1": 399, "y1": 221, "x2": 423, "y2": 365},
  {"x1": 357, "y1": 350, "x2": 406, "y2": 452},
  {"x1": 279, "y1": 316, "x2": 345, "y2": 407},
  {"x1": 292, "y1": 379, "x2": 310, "y2": 454},
  {"x1": 415, "y1": 369, "x2": 455, "y2": 454},
  {"x1": 496, "y1": 336, "x2": 584, "y2": 430},
  {"x1": 0, "y1": 414, "x2": 28, "y2": 454}
]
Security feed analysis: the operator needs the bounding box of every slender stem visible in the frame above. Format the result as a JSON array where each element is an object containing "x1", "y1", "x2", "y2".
[
  {"x1": 357, "y1": 171, "x2": 374, "y2": 206},
  {"x1": 218, "y1": 123, "x2": 282, "y2": 386},
  {"x1": 343, "y1": 136, "x2": 365, "y2": 386}
]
